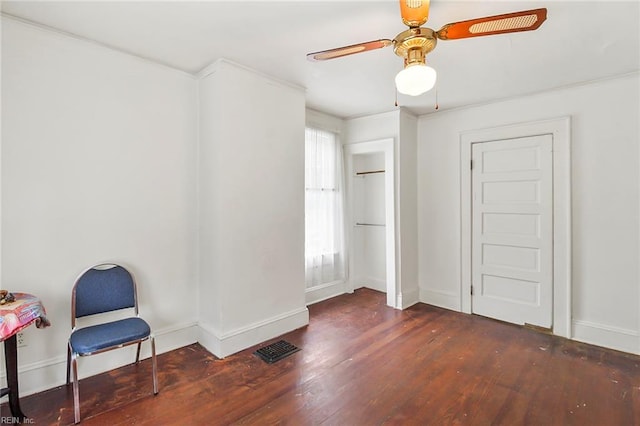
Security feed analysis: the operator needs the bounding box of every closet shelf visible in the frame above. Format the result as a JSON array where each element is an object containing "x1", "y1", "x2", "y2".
[
  {"x1": 355, "y1": 223, "x2": 386, "y2": 227},
  {"x1": 355, "y1": 170, "x2": 385, "y2": 176}
]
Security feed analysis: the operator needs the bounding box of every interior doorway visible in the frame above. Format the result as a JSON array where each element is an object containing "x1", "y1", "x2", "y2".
[
  {"x1": 345, "y1": 139, "x2": 397, "y2": 308},
  {"x1": 471, "y1": 135, "x2": 553, "y2": 328},
  {"x1": 460, "y1": 118, "x2": 572, "y2": 338}
]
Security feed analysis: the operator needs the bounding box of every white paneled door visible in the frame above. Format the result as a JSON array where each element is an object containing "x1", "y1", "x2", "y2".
[{"x1": 471, "y1": 135, "x2": 553, "y2": 328}]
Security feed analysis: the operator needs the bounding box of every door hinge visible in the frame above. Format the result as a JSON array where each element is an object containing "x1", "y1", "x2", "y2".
[
  {"x1": 470, "y1": 286, "x2": 474, "y2": 295},
  {"x1": 470, "y1": 159, "x2": 473, "y2": 170}
]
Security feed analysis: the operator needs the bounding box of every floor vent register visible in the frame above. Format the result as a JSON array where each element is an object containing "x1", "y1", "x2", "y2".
[{"x1": 254, "y1": 340, "x2": 300, "y2": 363}]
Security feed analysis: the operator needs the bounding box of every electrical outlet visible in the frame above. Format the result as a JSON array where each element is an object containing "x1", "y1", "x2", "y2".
[{"x1": 17, "y1": 332, "x2": 27, "y2": 347}]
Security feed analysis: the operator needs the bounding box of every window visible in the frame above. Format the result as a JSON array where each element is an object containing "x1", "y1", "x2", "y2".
[{"x1": 305, "y1": 127, "x2": 345, "y2": 288}]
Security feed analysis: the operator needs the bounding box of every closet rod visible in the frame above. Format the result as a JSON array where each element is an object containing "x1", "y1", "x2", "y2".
[
  {"x1": 355, "y1": 170, "x2": 385, "y2": 176},
  {"x1": 355, "y1": 223, "x2": 386, "y2": 227}
]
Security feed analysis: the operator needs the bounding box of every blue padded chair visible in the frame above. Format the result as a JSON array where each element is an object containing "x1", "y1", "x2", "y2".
[{"x1": 66, "y1": 263, "x2": 158, "y2": 423}]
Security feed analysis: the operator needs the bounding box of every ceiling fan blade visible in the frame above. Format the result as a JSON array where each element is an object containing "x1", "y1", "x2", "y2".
[
  {"x1": 436, "y1": 8, "x2": 547, "y2": 40},
  {"x1": 307, "y1": 39, "x2": 393, "y2": 61},
  {"x1": 399, "y1": 0, "x2": 430, "y2": 27}
]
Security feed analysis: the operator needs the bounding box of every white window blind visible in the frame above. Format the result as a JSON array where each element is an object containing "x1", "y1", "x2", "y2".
[{"x1": 305, "y1": 127, "x2": 345, "y2": 288}]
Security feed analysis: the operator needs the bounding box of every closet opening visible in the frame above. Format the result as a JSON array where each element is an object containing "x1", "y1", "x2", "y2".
[{"x1": 345, "y1": 139, "x2": 397, "y2": 308}]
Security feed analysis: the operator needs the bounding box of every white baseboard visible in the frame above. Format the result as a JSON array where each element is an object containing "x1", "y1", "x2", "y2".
[
  {"x1": 198, "y1": 307, "x2": 309, "y2": 359},
  {"x1": 306, "y1": 280, "x2": 347, "y2": 305},
  {"x1": 419, "y1": 288, "x2": 461, "y2": 311},
  {"x1": 398, "y1": 287, "x2": 420, "y2": 309},
  {"x1": 1, "y1": 321, "x2": 199, "y2": 397},
  {"x1": 572, "y1": 319, "x2": 639, "y2": 355},
  {"x1": 352, "y1": 277, "x2": 386, "y2": 293}
]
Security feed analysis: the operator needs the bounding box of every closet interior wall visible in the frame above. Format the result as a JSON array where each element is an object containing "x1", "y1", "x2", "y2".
[{"x1": 352, "y1": 152, "x2": 386, "y2": 293}]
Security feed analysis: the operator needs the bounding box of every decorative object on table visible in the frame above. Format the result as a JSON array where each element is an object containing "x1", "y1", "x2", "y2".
[
  {"x1": 0, "y1": 290, "x2": 16, "y2": 305},
  {"x1": 0, "y1": 292, "x2": 50, "y2": 422},
  {"x1": 0, "y1": 292, "x2": 50, "y2": 338}
]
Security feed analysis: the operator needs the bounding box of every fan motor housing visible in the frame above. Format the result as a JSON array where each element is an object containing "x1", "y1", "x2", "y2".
[{"x1": 393, "y1": 27, "x2": 437, "y2": 62}]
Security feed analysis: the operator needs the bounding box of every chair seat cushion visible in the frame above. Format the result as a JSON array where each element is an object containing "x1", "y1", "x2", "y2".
[{"x1": 70, "y1": 317, "x2": 151, "y2": 355}]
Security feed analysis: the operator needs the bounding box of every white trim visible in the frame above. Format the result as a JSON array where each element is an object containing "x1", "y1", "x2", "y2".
[
  {"x1": 197, "y1": 307, "x2": 309, "y2": 359},
  {"x1": 195, "y1": 59, "x2": 222, "y2": 79},
  {"x1": 420, "y1": 288, "x2": 460, "y2": 311},
  {"x1": 1, "y1": 13, "x2": 195, "y2": 78},
  {"x1": 196, "y1": 58, "x2": 304, "y2": 93},
  {"x1": 355, "y1": 278, "x2": 386, "y2": 293},
  {"x1": 0, "y1": 322, "x2": 198, "y2": 397},
  {"x1": 344, "y1": 139, "x2": 398, "y2": 308},
  {"x1": 572, "y1": 320, "x2": 640, "y2": 355},
  {"x1": 197, "y1": 323, "x2": 222, "y2": 357},
  {"x1": 398, "y1": 287, "x2": 420, "y2": 309},
  {"x1": 460, "y1": 117, "x2": 572, "y2": 338},
  {"x1": 306, "y1": 280, "x2": 348, "y2": 305},
  {"x1": 419, "y1": 71, "x2": 640, "y2": 118},
  {"x1": 306, "y1": 109, "x2": 343, "y2": 134}
]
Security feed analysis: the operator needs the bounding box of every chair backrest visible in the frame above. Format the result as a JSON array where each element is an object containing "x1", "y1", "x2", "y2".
[{"x1": 72, "y1": 264, "x2": 138, "y2": 327}]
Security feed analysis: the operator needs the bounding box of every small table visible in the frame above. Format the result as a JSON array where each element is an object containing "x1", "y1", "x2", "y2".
[{"x1": 0, "y1": 293, "x2": 50, "y2": 420}]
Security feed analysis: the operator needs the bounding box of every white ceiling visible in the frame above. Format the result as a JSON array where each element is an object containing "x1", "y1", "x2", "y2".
[{"x1": 2, "y1": 1, "x2": 639, "y2": 118}]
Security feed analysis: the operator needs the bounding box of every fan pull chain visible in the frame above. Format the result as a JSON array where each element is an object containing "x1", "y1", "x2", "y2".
[
  {"x1": 435, "y1": 86, "x2": 439, "y2": 111},
  {"x1": 394, "y1": 88, "x2": 398, "y2": 107}
]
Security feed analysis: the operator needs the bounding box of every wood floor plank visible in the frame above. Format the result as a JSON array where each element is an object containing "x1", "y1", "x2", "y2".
[{"x1": 4, "y1": 288, "x2": 640, "y2": 425}]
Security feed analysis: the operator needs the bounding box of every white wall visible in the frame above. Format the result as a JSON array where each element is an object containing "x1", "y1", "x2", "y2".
[
  {"x1": 418, "y1": 73, "x2": 640, "y2": 354},
  {"x1": 197, "y1": 59, "x2": 308, "y2": 358},
  {"x1": 397, "y1": 110, "x2": 419, "y2": 308},
  {"x1": 1, "y1": 17, "x2": 199, "y2": 394},
  {"x1": 343, "y1": 111, "x2": 399, "y2": 145}
]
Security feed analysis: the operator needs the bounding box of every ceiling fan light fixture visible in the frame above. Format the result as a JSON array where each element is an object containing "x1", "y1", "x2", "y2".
[
  {"x1": 307, "y1": 6, "x2": 547, "y2": 99},
  {"x1": 395, "y1": 63, "x2": 437, "y2": 96},
  {"x1": 400, "y1": 0, "x2": 430, "y2": 27}
]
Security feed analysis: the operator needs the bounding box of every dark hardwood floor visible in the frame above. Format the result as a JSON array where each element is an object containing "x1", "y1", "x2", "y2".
[{"x1": 4, "y1": 288, "x2": 640, "y2": 425}]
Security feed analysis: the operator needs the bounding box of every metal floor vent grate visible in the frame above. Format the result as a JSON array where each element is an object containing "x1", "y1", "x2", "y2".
[{"x1": 254, "y1": 340, "x2": 300, "y2": 363}]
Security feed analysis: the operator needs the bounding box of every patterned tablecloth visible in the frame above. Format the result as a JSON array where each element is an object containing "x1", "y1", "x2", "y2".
[{"x1": 0, "y1": 293, "x2": 50, "y2": 341}]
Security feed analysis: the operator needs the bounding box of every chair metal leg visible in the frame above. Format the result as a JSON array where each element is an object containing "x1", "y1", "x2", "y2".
[
  {"x1": 66, "y1": 342, "x2": 72, "y2": 385},
  {"x1": 135, "y1": 342, "x2": 142, "y2": 363},
  {"x1": 151, "y1": 336, "x2": 158, "y2": 395},
  {"x1": 71, "y1": 353, "x2": 81, "y2": 424}
]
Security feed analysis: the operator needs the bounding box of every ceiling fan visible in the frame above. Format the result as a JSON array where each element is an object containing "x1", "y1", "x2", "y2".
[{"x1": 307, "y1": 1, "x2": 547, "y2": 96}]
